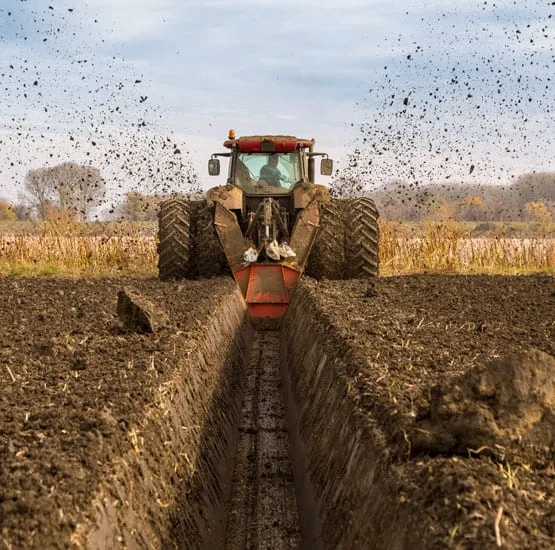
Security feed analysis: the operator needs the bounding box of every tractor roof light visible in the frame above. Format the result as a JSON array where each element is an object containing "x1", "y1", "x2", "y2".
[{"x1": 222, "y1": 135, "x2": 315, "y2": 151}]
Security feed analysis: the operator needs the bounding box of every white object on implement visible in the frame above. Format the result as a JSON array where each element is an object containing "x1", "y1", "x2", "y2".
[
  {"x1": 244, "y1": 247, "x2": 259, "y2": 263},
  {"x1": 266, "y1": 239, "x2": 281, "y2": 261},
  {"x1": 279, "y1": 242, "x2": 296, "y2": 258}
]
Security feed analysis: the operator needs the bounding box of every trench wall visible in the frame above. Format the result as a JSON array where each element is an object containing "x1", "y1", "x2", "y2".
[
  {"x1": 280, "y1": 282, "x2": 427, "y2": 550},
  {"x1": 73, "y1": 288, "x2": 254, "y2": 550},
  {"x1": 73, "y1": 279, "x2": 431, "y2": 550}
]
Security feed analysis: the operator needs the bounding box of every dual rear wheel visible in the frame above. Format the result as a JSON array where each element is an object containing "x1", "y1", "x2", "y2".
[
  {"x1": 306, "y1": 197, "x2": 380, "y2": 280},
  {"x1": 157, "y1": 198, "x2": 226, "y2": 280},
  {"x1": 158, "y1": 196, "x2": 380, "y2": 281}
]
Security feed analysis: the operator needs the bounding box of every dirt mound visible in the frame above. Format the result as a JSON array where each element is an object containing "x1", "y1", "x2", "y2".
[{"x1": 412, "y1": 349, "x2": 555, "y2": 462}]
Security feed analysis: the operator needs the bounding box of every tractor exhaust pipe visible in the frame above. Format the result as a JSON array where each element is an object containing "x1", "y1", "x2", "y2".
[{"x1": 308, "y1": 143, "x2": 315, "y2": 183}]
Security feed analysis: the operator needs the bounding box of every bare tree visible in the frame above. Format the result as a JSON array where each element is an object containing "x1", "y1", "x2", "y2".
[
  {"x1": 12, "y1": 203, "x2": 33, "y2": 220},
  {"x1": 24, "y1": 162, "x2": 106, "y2": 220},
  {"x1": 24, "y1": 168, "x2": 56, "y2": 219}
]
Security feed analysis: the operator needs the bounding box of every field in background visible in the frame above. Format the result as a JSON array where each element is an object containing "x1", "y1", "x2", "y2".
[
  {"x1": 0, "y1": 220, "x2": 156, "y2": 277},
  {"x1": 380, "y1": 220, "x2": 555, "y2": 275},
  {"x1": 0, "y1": 219, "x2": 553, "y2": 277}
]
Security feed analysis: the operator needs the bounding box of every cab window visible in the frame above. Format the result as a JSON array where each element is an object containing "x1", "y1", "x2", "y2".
[{"x1": 234, "y1": 152, "x2": 301, "y2": 193}]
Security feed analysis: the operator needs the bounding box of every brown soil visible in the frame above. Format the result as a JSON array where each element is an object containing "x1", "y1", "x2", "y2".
[
  {"x1": 1, "y1": 274, "x2": 553, "y2": 549},
  {"x1": 295, "y1": 274, "x2": 554, "y2": 548},
  {"x1": 225, "y1": 332, "x2": 300, "y2": 549},
  {"x1": 0, "y1": 277, "x2": 243, "y2": 549}
]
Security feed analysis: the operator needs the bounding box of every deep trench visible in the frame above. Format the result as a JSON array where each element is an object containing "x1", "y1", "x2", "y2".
[
  {"x1": 82, "y1": 288, "x2": 409, "y2": 549},
  {"x1": 223, "y1": 331, "x2": 313, "y2": 550},
  {"x1": 76, "y1": 278, "x2": 553, "y2": 550}
]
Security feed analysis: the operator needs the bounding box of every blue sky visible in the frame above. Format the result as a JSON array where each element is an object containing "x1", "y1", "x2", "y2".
[{"x1": 0, "y1": 0, "x2": 553, "y2": 205}]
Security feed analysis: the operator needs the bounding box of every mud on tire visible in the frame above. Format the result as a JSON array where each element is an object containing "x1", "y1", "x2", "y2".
[
  {"x1": 344, "y1": 197, "x2": 379, "y2": 278},
  {"x1": 191, "y1": 200, "x2": 229, "y2": 278},
  {"x1": 305, "y1": 198, "x2": 346, "y2": 280},
  {"x1": 157, "y1": 197, "x2": 191, "y2": 280}
]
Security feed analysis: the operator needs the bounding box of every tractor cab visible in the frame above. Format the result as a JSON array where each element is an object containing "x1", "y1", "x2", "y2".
[
  {"x1": 208, "y1": 131, "x2": 333, "y2": 195},
  {"x1": 232, "y1": 151, "x2": 302, "y2": 194}
]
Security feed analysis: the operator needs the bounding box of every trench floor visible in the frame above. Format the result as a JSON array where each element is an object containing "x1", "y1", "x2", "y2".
[{"x1": 224, "y1": 331, "x2": 301, "y2": 549}]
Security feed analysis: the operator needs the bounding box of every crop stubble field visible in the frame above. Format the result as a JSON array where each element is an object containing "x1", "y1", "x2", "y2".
[
  {"x1": 0, "y1": 273, "x2": 553, "y2": 549},
  {"x1": 0, "y1": 219, "x2": 553, "y2": 277}
]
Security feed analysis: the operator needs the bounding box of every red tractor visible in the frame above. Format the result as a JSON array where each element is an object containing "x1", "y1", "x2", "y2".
[{"x1": 157, "y1": 131, "x2": 379, "y2": 327}]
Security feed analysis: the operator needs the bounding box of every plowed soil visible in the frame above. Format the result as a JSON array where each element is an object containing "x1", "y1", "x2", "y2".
[
  {"x1": 304, "y1": 274, "x2": 554, "y2": 548},
  {"x1": 0, "y1": 277, "x2": 238, "y2": 550},
  {"x1": 1, "y1": 274, "x2": 553, "y2": 549}
]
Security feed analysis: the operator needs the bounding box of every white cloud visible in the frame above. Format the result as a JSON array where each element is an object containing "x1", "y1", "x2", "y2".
[{"x1": 52, "y1": 0, "x2": 180, "y2": 41}]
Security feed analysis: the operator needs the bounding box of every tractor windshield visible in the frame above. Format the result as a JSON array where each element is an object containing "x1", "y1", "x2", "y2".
[{"x1": 234, "y1": 152, "x2": 302, "y2": 194}]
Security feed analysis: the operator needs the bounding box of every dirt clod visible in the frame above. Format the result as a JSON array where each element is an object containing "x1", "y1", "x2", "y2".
[
  {"x1": 413, "y1": 348, "x2": 555, "y2": 460},
  {"x1": 116, "y1": 286, "x2": 169, "y2": 332},
  {"x1": 71, "y1": 356, "x2": 88, "y2": 370}
]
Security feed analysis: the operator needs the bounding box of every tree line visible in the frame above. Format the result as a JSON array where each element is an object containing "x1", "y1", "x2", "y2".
[
  {"x1": 0, "y1": 162, "x2": 168, "y2": 222},
  {"x1": 0, "y1": 162, "x2": 106, "y2": 221},
  {"x1": 1, "y1": 162, "x2": 553, "y2": 223},
  {"x1": 334, "y1": 171, "x2": 555, "y2": 223}
]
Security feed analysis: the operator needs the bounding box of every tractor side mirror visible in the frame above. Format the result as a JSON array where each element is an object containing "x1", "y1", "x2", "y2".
[
  {"x1": 208, "y1": 158, "x2": 220, "y2": 176},
  {"x1": 320, "y1": 158, "x2": 333, "y2": 176}
]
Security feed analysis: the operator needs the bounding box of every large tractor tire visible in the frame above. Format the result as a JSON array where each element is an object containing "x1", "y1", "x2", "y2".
[
  {"x1": 344, "y1": 197, "x2": 379, "y2": 278},
  {"x1": 157, "y1": 197, "x2": 191, "y2": 280},
  {"x1": 305, "y1": 198, "x2": 346, "y2": 280},
  {"x1": 191, "y1": 200, "x2": 228, "y2": 278}
]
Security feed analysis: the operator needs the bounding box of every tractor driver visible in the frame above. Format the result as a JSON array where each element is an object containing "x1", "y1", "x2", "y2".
[{"x1": 259, "y1": 154, "x2": 287, "y2": 187}]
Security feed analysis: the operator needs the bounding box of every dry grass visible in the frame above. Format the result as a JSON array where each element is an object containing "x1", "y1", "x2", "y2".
[
  {"x1": 0, "y1": 220, "x2": 156, "y2": 277},
  {"x1": 379, "y1": 220, "x2": 555, "y2": 276},
  {"x1": 0, "y1": 219, "x2": 553, "y2": 277}
]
